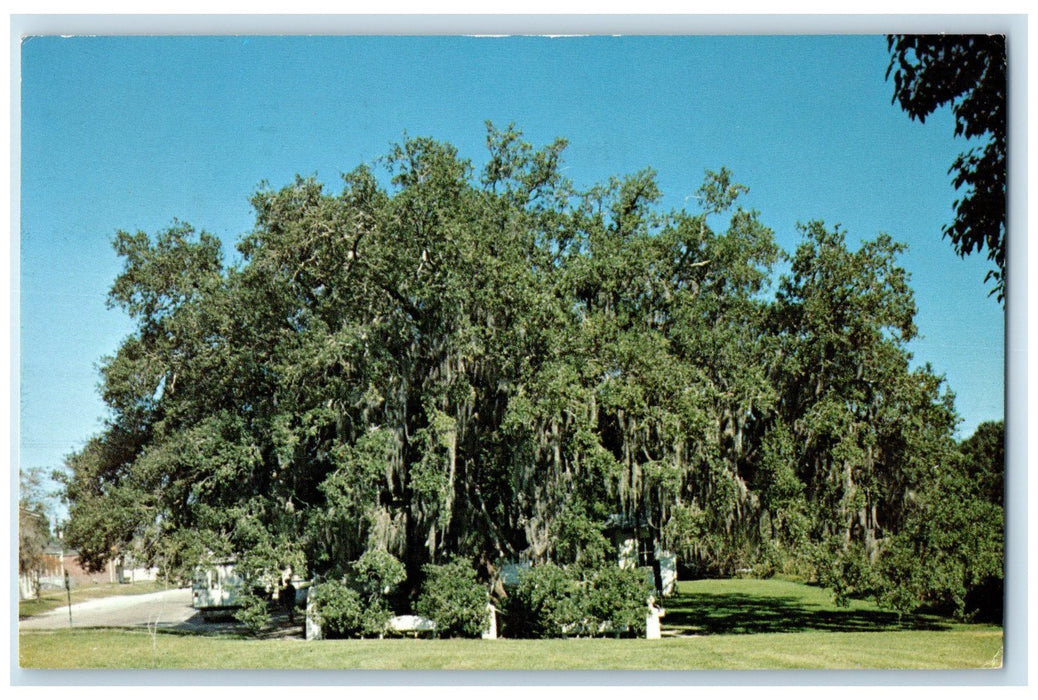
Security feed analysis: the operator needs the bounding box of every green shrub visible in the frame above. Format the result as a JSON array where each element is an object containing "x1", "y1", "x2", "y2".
[
  {"x1": 587, "y1": 566, "x2": 653, "y2": 637},
  {"x1": 415, "y1": 558, "x2": 488, "y2": 638},
  {"x1": 508, "y1": 563, "x2": 650, "y2": 638},
  {"x1": 309, "y1": 549, "x2": 408, "y2": 638},
  {"x1": 233, "y1": 590, "x2": 272, "y2": 636},
  {"x1": 309, "y1": 579, "x2": 366, "y2": 637},
  {"x1": 359, "y1": 599, "x2": 395, "y2": 637},
  {"x1": 508, "y1": 562, "x2": 588, "y2": 638}
]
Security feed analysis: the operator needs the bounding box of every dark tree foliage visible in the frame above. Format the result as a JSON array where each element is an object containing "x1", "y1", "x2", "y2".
[
  {"x1": 59, "y1": 124, "x2": 1000, "y2": 620},
  {"x1": 958, "y1": 419, "x2": 1004, "y2": 506},
  {"x1": 886, "y1": 34, "x2": 1007, "y2": 301},
  {"x1": 877, "y1": 420, "x2": 1004, "y2": 621}
]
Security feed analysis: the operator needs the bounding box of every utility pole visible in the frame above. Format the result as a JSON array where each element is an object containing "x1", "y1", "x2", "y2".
[
  {"x1": 58, "y1": 525, "x2": 72, "y2": 627},
  {"x1": 64, "y1": 570, "x2": 72, "y2": 627}
]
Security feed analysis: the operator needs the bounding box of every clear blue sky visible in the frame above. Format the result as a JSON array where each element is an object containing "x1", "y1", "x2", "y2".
[{"x1": 18, "y1": 34, "x2": 1004, "y2": 504}]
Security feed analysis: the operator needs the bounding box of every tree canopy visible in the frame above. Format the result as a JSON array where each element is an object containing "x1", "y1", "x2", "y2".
[
  {"x1": 20, "y1": 468, "x2": 53, "y2": 598},
  {"x1": 886, "y1": 34, "x2": 1008, "y2": 302},
  {"x1": 58, "y1": 124, "x2": 1002, "y2": 619}
]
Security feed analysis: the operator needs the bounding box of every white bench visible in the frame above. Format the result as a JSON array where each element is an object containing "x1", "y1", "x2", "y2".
[{"x1": 387, "y1": 614, "x2": 437, "y2": 637}]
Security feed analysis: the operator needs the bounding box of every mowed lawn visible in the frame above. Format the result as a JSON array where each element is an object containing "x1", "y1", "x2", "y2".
[{"x1": 18, "y1": 578, "x2": 1003, "y2": 670}]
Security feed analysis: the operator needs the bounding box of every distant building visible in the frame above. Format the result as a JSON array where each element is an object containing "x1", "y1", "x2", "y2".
[{"x1": 18, "y1": 543, "x2": 158, "y2": 600}]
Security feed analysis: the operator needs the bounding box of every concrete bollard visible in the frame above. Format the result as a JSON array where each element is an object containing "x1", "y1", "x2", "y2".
[
  {"x1": 305, "y1": 584, "x2": 322, "y2": 641},
  {"x1": 482, "y1": 603, "x2": 497, "y2": 639},
  {"x1": 645, "y1": 597, "x2": 665, "y2": 639}
]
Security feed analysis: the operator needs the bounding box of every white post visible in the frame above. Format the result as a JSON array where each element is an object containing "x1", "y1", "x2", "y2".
[
  {"x1": 482, "y1": 603, "x2": 497, "y2": 639},
  {"x1": 645, "y1": 597, "x2": 664, "y2": 640},
  {"x1": 305, "y1": 584, "x2": 322, "y2": 641}
]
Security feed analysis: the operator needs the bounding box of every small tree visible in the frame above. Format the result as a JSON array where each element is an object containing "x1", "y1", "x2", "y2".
[
  {"x1": 19, "y1": 468, "x2": 52, "y2": 600},
  {"x1": 233, "y1": 589, "x2": 273, "y2": 636},
  {"x1": 351, "y1": 548, "x2": 406, "y2": 636},
  {"x1": 353, "y1": 547, "x2": 406, "y2": 602},
  {"x1": 415, "y1": 558, "x2": 488, "y2": 638}
]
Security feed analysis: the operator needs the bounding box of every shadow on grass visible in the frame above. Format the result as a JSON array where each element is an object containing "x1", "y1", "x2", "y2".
[
  {"x1": 181, "y1": 610, "x2": 306, "y2": 640},
  {"x1": 663, "y1": 588, "x2": 950, "y2": 635}
]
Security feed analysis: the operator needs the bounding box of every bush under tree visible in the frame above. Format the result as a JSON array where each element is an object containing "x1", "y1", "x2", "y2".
[
  {"x1": 587, "y1": 566, "x2": 654, "y2": 637},
  {"x1": 507, "y1": 563, "x2": 587, "y2": 638},
  {"x1": 415, "y1": 558, "x2": 488, "y2": 638},
  {"x1": 309, "y1": 579, "x2": 367, "y2": 638},
  {"x1": 309, "y1": 549, "x2": 406, "y2": 638},
  {"x1": 507, "y1": 562, "x2": 652, "y2": 638}
]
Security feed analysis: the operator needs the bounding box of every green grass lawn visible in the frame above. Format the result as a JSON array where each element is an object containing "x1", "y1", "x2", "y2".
[
  {"x1": 18, "y1": 577, "x2": 1003, "y2": 670},
  {"x1": 663, "y1": 577, "x2": 972, "y2": 635},
  {"x1": 18, "y1": 628, "x2": 1002, "y2": 670},
  {"x1": 18, "y1": 580, "x2": 170, "y2": 619}
]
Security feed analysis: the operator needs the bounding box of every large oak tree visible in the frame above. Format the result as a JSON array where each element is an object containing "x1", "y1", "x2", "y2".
[{"x1": 59, "y1": 125, "x2": 1000, "y2": 618}]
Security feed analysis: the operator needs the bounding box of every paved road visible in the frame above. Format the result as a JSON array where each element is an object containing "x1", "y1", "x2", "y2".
[{"x1": 19, "y1": 588, "x2": 216, "y2": 632}]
